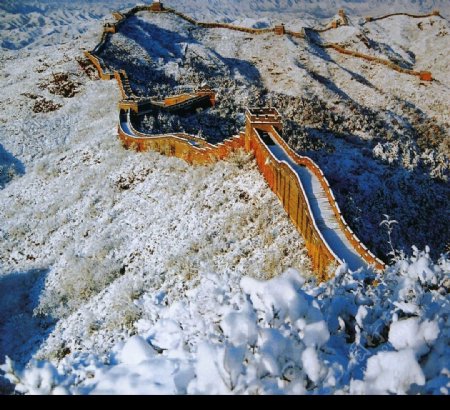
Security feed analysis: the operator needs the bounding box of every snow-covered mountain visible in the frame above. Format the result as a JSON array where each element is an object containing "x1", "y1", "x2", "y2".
[
  {"x1": 2, "y1": 0, "x2": 449, "y2": 50},
  {"x1": 0, "y1": 0, "x2": 136, "y2": 50},
  {"x1": 0, "y1": 0, "x2": 449, "y2": 395},
  {"x1": 168, "y1": 0, "x2": 450, "y2": 19}
]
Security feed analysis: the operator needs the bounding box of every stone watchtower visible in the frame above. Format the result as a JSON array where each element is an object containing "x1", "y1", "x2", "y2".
[
  {"x1": 245, "y1": 108, "x2": 282, "y2": 151},
  {"x1": 338, "y1": 8, "x2": 349, "y2": 25},
  {"x1": 150, "y1": 1, "x2": 164, "y2": 12},
  {"x1": 274, "y1": 24, "x2": 285, "y2": 35}
]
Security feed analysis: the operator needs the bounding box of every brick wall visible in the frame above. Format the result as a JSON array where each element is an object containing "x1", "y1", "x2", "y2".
[
  {"x1": 323, "y1": 43, "x2": 433, "y2": 81},
  {"x1": 363, "y1": 11, "x2": 442, "y2": 24},
  {"x1": 84, "y1": 3, "x2": 394, "y2": 280},
  {"x1": 164, "y1": 94, "x2": 195, "y2": 106},
  {"x1": 118, "y1": 113, "x2": 245, "y2": 165},
  {"x1": 244, "y1": 109, "x2": 385, "y2": 278}
]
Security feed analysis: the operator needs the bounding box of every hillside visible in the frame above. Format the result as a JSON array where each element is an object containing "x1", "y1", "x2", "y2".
[
  {"x1": 0, "y1": 0, "x2": 449, "y2": 396},
  {"x1": 2, "y1": 0, "x2": 450, "y2": 51}
]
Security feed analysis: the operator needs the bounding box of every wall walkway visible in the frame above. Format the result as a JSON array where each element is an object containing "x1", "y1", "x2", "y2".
[{"x1": 82, "y1": 2, "x2": 399, "y2": 279}]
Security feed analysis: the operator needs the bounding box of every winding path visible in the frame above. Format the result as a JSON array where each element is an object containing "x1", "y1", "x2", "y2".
[
  {"x1": 261, "y1": 130, "x2": 366, "y2": 272},
  {"x1": 84, "y1": 2, "x2": 392, "y2": 279},
  {"x1": 116, "y1": 108, "x2": 385, "y2": 277}
]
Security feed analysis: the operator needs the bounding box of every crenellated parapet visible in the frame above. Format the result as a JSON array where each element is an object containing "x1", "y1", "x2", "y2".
[
  {"x1": 112, "y1": 11, "x2": 125, "y2": 21},
  {"x1": 315, "y1": 8, "x2": 349, "y2": 32},
  {"x1": 103, "y1": 23, "x2": 117, "y2": 33},
  {"x1": 118, "y1": 107, "x2": 245, "y2": 165},
  {"x1": 116, "y1": 104, "x2": 386, "y2": 278},
  {"x1": 83, "y1": 51, "x2": 114, "y2": 80},
  {"x1": 244, "y1": 108, "x2": 282, "y2": 150}
]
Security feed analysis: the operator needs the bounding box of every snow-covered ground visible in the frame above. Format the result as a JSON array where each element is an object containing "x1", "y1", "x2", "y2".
[
  {"x1": 0, "y1": 0, "x2": 449, "y2": 395},
  {"x1": 2, "y1": 252, "x2": 449, "y2": 394},
  {"x1": 0, "y1": 0, "x2": 137, "y2": 51}
]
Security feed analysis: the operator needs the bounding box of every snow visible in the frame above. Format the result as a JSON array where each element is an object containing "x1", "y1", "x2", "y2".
[
  {"x1": 96, "y1": 2, "x2": 450, "y2": 258},
  {"x1": 353, "y1": 349, "x2": 425, "y2": 394},
  {"x1": 0, "y1": 1, "x2": 137, "y2": 51},
  {"x1": 188, "y1": 343, "x2": 231, "y2": 394},
  {"x1": 221, "y1": 307, "x2": 258, "y2": 347},
  {"x1": 389, "y1": 318, "x2": 439, "y2": 355},
  {"x1": 0, "y1": 0, "x2": 449, "y2": 396},
  {"x1": 162, "y1": 1, "x2": 450, "y2": 21},
  {"x1": 301, "y1": 347, "x2": 323, "y2": 384},
  {"x1": 240, "y1": 269, "x2": 314, "y2": 325},
  {"x1": 2, "y1": 252, "x2": 449, "y2": 394},
  {"x1": 92, "y1": 358, "x2": 182, "y2": 394},
  {"x1": 117, "y1": 335, "x2": 156, "y2": 365},
  {"x1": 303, "y1": 321, "x2": 330, "y2": 348},
  {"x1": 407, "y1": 247, "x2": 439, "y2": 284}
]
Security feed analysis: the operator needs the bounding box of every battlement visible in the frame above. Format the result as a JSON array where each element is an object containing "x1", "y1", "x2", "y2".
[
  {"x1": 245, "y1": 108, "x2": 282, "y2": 152},
  {"x1": 195, "y1": 87, "x2": 216, "y2": 106},
  {"x1": 164, "y1": 93, "x2": 194, "y2": 106},
  {"x1": 364, "y1": 11, "x2": 442, "y2": 24},
  {"x1": 83, "y1": 3, "x2": 415, "y2": 279},
  {"x1": 246, "y1": 108, "x2": 282, "y2": 124}
]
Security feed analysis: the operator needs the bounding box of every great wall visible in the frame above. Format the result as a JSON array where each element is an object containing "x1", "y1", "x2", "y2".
[
  {"x1": 363, "y1": 10, "x2": 441, "y2": 24},
  {"x1": 83, "y1": 1, "x2": 443, "y2": 279}
]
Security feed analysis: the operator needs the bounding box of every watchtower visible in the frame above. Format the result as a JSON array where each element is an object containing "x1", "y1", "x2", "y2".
[
  {"x1": 104, "y1": 23, "x2": 117, "y2": 33},
  {"x1": 245, "y1": 108, "x2": 282, "y2": 151},
  {"x1": 338, "y1": 8, "x2": 348, "y2": 25},
  {"x1": 419, "y1": 71, "x2": 432, "y2": 82},
  {"x1": 150, "y1": 1, "x2": 164, "y2": 12},
  {"x1": 274, "y1": 24, "x2": 285, "y2": 35}
]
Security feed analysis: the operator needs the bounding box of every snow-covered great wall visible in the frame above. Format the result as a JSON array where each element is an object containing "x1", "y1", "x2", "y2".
[
  {"x1": 1, "y1": 0, "x2": 449, "y2": 396},
  {"x1": 84, "y1": 1, "x2": 392, "y2": 279},
  {"x1": 87, "y1": 3, "x2": 439, "y2": 82}
]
